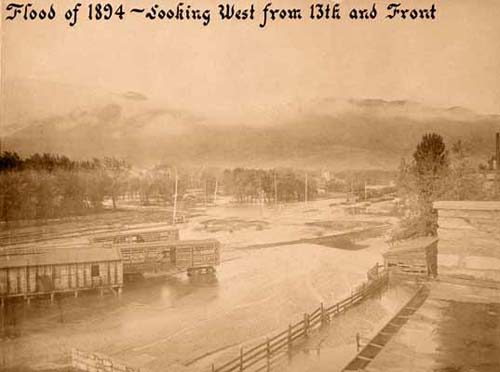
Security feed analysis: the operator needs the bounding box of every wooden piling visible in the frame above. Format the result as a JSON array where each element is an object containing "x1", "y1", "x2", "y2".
[
  {"x1": 266, "y1": 337, "x2": 271, "y2": 371},
  {"x1": 239, "y1": 347, "x2": 243, "y2": 371},
  {"x1": 287, "y1": 324, "x2": 292, "y2": 358},
  {"x1": 304, "y1": 313, "x2": 309, "y2": 337}
]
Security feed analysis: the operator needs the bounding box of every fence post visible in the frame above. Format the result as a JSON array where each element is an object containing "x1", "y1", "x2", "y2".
[
  {"x1": 287, "y1": 324, "x2": 292, "y2": 359},
  {"x1": 320, "y1": 302, "x2": 325, "y2": 325},
  {"x1": 304, "y1": 313, "x2": 309, "y2": 337},
  {"x1": 240, "y1": 347, "x2": 243, "y2": 371},
  {"x1": 266, "y1": 337, "x2": 271, "y2": 372},
  {"x1": 212, "y1": 363, "x2": 215, "y2": 372}
]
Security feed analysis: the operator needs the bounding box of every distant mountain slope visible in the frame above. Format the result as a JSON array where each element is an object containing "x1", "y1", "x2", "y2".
[{"x1": 3, "y1": 79, "x2": 500, "y2": 169}]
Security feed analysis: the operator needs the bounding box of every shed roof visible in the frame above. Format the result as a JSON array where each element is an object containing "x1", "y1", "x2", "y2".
[
  {"x1": 383, "y1": 237, "x2": 437, "y2": 256},
  {"x1": 0, "y1": 247, "x2": 121, "y2": 269}
]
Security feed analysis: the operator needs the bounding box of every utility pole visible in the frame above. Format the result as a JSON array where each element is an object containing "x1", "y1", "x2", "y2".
[
  {"x1": 259, "y1": 177, "x2": 264, "y2": 216},
  {"x1": 172, "y1": 167, "x2": 178, "y2": 225},
  {"x1": 213, "y1": 179, "x2": 218, "y2": 205},
  {"x1": 274, "y1": 171, "x2": 278, "y2": 206},
  {"x1": 350, "y1": 175, "x2": 354, "y2": 204},
  {"x1": 305, "y1": 172, "x2": 308, "y2": 205},
  {"x1": 496, "y1": 132, "x2": 500, "y2": 171},
  {"x1": 204, "y1": 180, "x2": 207, "y2": 207}
]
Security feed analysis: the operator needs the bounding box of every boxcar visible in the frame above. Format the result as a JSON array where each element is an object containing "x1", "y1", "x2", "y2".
[
  {"x1": 116, "y1": 239, "x2": 220, "y2": 276},
  {"x1": 92, "y1": 227, "x2": 179, "y2": 244}
]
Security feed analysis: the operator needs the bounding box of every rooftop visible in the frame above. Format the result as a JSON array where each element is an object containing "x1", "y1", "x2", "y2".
[
  {"x1": 0, "y1": 246, "x2": 121, "y2": 269},
  {"x1": 384, "y1": 237, "x2": 437, "y2": 256}
]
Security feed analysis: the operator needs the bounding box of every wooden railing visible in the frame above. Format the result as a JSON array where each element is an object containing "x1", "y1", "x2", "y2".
[{"x1": 210, "y1": 263, "x2": 388, "y2": 372}]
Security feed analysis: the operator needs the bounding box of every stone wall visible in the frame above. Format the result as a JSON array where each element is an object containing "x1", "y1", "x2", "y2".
[
  {"x1": 71, "y1": 349, "x2": 141, "y2": 372},
  {"x1": 434, "y1": 201, "x2": 500, "y2": 282}
]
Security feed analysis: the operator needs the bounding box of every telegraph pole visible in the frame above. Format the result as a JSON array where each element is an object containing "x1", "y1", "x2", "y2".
[
  {"x1": 274, "y1": 171, "x2": 278, "y2": 206},
  {"x1": 305, "y1": 172, "x2": 308, "y2": 205},
  {"x1": 213, "y1": 179, "x2": 218, "y2": 205},
  {"x1": 172, "y1": 167, "x2": 178, "y2": 225}
]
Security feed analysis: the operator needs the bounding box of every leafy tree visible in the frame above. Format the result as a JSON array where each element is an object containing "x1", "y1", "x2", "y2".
[
  {"x1": 394, "y1": 133, "x2": 449, "y2": 240},
  {"x1": 445, "y1": 140, "x2": 486, "y2": 200},
  {"x1": 0, "y1": 152, "x2": 23, "y2": 171},
  {"x1": 102, "y1": 157, "x2": 130, "y2": 209}
]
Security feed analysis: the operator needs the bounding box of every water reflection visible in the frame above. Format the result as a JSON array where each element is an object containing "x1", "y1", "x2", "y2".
[{"x1": 1, "y1": 273, "x2": 220, "y2": 340}]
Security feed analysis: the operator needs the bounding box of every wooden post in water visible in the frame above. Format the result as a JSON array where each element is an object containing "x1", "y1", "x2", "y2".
[
  {"x1": 320, "y1": 302, "x2": 325, "y2": 325},
  {"x1": 212, "y1": 363, "x2": 215, "y2": 372},
  {"x1": 287, "y1": 324, "x2": 292, "y2": 359},
  {"x1": 304, "y1": 313, "x2": 309, "y2": 337},
  {"x1": 239, "y1": 347, "x2": 243, "y2": 371},
  {"x1": 266, "y1": 337, "x2": 271, "y2": 371}
]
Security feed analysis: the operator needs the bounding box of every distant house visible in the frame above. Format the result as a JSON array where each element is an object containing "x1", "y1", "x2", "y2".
[{"x1": 0, "y1": 246, "x2": 123, "y2": 304}]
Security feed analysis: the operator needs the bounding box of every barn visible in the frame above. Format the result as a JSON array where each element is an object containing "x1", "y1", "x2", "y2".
[{"x1": 0, "y1": 246, "x2": 123, "y2": 304}]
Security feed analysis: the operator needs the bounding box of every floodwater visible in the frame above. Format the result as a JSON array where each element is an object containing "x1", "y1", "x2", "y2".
[
  {"x1": 0, "y1": 199, "x2": 397, "y2": 371},
  {"x1": 0, "y1": 240, "x2": 388, "y2": 372}
]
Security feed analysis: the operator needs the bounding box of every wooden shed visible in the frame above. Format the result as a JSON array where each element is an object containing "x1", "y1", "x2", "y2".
[
  {"x1": 0, "y1": 246, "x2": 123, "y2": 304},
  {"x1": 383, "y1": 237, "x2": 438, "y2": 277}
]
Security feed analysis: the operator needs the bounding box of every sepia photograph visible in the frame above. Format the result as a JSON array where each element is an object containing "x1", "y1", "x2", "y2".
[{"x1": 0, "y1": 0, "x2": 499, "y2": 371}]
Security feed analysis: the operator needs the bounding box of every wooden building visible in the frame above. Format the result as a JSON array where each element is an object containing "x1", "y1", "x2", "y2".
[
  {"x1": 383, "y1": 237, "x2": 438, "y2": 277},
  {"x1": 0, "y1": 246, "x2": 123, "y2": 304}
]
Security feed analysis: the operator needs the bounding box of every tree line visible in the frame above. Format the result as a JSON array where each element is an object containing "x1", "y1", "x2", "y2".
[
  {"x1": 0, "y1": 152, "x2": 132, "y2": 223},
  {"x1": 0, "y1": 152, "x2": 321, "y2": 224},
  {"x1": 222, "y1": 168, "x2": 317, "y2": 204}
]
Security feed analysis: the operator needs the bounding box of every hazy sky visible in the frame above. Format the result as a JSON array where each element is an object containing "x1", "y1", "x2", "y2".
[{"x1": 3, "y1": 0, "x2": 500, "y2": 121}]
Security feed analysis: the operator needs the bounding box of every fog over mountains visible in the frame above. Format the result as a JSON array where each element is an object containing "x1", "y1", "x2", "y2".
[{"x1": 3, "y1": 79, "x2": 500, "y2": 170}]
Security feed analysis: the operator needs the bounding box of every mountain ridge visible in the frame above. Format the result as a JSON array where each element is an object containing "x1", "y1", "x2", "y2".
[{"x1": 3, "y1": 79, "x2": 500, "y2": 170}]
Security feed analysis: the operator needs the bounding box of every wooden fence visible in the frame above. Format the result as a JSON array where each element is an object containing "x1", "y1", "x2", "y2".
[
  {"x1": 210, "y1": 263, "x2": 388, "y2": 372},
  {"x1": 72, "y1": 348, "x2": 141, "y2": 372}
]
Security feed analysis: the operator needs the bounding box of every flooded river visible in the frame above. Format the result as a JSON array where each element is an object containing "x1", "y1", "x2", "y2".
[{"x1": 1, "y1": 239, "x2": 386, "y2": 371}]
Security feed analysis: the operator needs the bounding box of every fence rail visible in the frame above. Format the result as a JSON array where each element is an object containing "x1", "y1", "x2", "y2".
[{"x1": 210, "y1": 263, "x2": 388, "y2": 372}]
